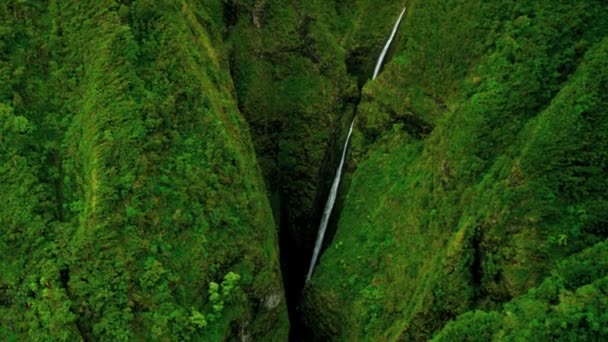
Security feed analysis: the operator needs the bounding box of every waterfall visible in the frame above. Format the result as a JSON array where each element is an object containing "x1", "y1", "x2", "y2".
[{"x1": 306, "y1": 7, "x2": 407, "y2": 283}]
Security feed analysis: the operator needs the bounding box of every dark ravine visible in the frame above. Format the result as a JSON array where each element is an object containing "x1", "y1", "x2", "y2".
[
  {"x1": 222, "y1": 1, "x2": 404, "y2": 336},
  {"x1": 299, "y1": 0, "x2": 608, "y2": 340},
  {"x1": 306, "y1": 6, "x2": 407, "y2": 285},
  {"x1": 280, "y1": 98, "x2": 360, "y2": 340},
  {"x1": 276, "y1": 8, "x2": 409, "y2": 338}
]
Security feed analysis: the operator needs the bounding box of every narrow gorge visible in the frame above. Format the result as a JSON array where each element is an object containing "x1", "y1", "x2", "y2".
[{"x1": 306, "y1": 6, "x2": 407, "y2": 284}]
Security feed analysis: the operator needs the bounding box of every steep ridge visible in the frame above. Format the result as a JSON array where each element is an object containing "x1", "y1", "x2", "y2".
[
  {"x1": 302, "y1": 0, "x2": 608, "y2": 340},
  {"x1": 0, "y1": 1, "x2": 287, "y2": 340}
]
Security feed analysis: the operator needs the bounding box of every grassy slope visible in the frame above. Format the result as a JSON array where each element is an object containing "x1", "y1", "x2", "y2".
[
  {"x1": 303, "y1": 0, "x2": 608, "y2": 340},
  {"x1": 0, "y1": 1, "x2": 287, "y2": 340}
]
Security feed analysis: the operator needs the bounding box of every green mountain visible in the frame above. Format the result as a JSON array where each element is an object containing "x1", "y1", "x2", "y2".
[
  {"x1": 1, "y1": 0, "x2": 607, "y2": 341},
  {"x1": 0, "y1": 1, "x2": 287, "y2": 340},
  {"x1": 302, "y1": 0, "x2": 608, "y2": 340}
]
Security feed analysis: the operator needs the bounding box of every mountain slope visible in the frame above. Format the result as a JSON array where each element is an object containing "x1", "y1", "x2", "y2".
[
  {"x1": 302, "y1": 0, "x2": 608, "y2": 339},
  {"x1": 0, "y1": 1, "x2": 287, "y2": 340},
  {"x1": 2, "y1": 0, "x2": 607, "y2": 340}
]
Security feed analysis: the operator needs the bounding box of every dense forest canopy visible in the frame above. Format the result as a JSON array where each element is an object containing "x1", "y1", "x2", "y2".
[{"x1": 1, "y1": 0, "x2": 607, "y2": 341}]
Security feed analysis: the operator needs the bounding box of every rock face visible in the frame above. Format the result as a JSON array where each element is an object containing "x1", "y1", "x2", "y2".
[
  {"x1": 0, "y1": 1, "x2": 287, "y2": 340},
  {"x1": 302, "y1": 0, "x2": 608, "y2": 340}
]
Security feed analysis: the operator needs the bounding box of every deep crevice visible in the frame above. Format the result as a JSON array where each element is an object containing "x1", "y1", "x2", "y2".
[
  {"x1": 279, "y1": 43, "x2": 407, "y2": 341},
  {"x1": 470, "y1": 229, "x2": 485, "y2": 304},
  {"x1": 284, "y1": 89, "x2": 363, "y2": 341},
  {"x1": 59, "y1": 268, "x2": 70, "y2": 289},
  {"x1": 222, "y1": 2, "x2": 405, "y2": 337},
  {"x1": 223, "y1": 0, "x2": 238, "y2": 29}
]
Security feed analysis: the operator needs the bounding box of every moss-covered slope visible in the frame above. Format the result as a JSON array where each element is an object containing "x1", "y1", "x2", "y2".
[
  {"x1": 0, "y1": 1, "x2": 287, "y2": 340},
  {"x1": 303, "y1": 0, "x2": 608, "y2": 340}
]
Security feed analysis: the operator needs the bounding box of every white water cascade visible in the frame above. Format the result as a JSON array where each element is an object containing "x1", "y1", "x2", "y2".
[{"x1": 305, "y1": 7, "x2": 407, "y2": 283}]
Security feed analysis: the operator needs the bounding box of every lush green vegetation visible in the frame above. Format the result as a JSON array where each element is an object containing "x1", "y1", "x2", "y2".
[
  {"x1": 2, "y1": 0, "x2": 607, "y2": 340},
  {"x1": 0, "y1": 1, "x2": 287, "y2": 340},
  {"x1": 303, "y1": 0, "x2": 608, "y2": 340}
]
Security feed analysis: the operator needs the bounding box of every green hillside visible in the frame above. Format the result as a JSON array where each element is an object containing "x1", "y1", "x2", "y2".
[
  {"x1": 1, "y1": 0, "x2": 607, "y2": 341},
  {"x1": 0, "y1": 1, "x2": 287, "y2": 340},
  {"x1": 302, "y1": 0, "x2": 608, "y2": 340}
]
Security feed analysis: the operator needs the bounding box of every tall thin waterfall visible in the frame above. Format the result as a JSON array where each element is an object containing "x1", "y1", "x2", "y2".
[{"x1": 306, "y1": 7, "x2": 407, "y2": 283}]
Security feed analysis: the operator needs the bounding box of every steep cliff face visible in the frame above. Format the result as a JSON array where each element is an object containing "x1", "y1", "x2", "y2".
[
  {"x1": 0, "y1": 1, "x2": 287, "y2": 340},
  {"x1": 226, "y1": 0, "x2": 359, "y2": 309},
  {"x1": 224, "y1": 1, "x2": 413, "y2": 321},
  {"x1": 303, "y1": 0, "x2": 608, "y2": 339}
]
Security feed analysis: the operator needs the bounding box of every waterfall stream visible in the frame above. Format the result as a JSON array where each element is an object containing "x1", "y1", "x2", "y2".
[{"x1": 306, "y1": 7, "x2": 407, "y2": 283}]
